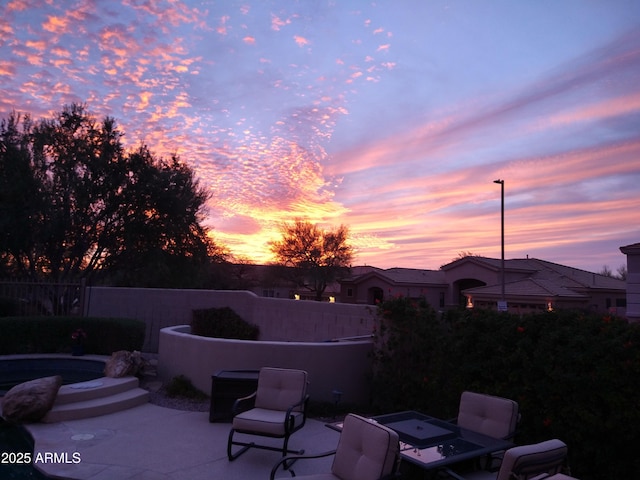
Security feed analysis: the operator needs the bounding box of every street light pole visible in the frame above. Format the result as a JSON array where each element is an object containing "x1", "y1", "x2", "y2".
[{"x1": 493, "y1": 179, "x2": 506, "y2": 310}]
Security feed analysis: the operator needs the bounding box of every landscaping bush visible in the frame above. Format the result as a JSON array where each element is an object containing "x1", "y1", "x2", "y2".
[
  {"x1": 0, "y1": 316, "x2": 145, "y2": 355},
  {"x1": 165, "y1": 375, "x2": 208, "y2": 400},
  {"x1": 371, "y1": 296, "x2": 640, "y2": 480},
  {"x1": 191, "y1": 306, "x2": 259, "y2": 340}
]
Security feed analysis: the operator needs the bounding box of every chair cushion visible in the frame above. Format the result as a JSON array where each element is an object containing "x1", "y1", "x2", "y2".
[
  {"x1": 233, "y1": 408, "x2": 305, "y2": 436},
  {"x1": 254, "y1": 367, "x2": 308, "y2": 412},
  {"x1": 497, "y1": 439, "x2": 568, "y2": 480},
  {"x1": 332, "y1": 414, "x2": 399, "y2": 480},
  {"x1": 458, "y1": 391, "x2": 519, "y2": 439}
]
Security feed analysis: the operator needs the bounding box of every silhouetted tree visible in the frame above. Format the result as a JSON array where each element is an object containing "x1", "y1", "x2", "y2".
[
  {"x1": 600, "y1": 265, "x2": 614, "y2": 277},
  {"x1": 616, "y1": 264, "x2": 628, "y2": 281},
  {"x1": 599, "y1": 264, "x2": 627, "y2": 281},
  {"x1": 269, "y1": 219, "x2": 353, "y2": 301},
  {"x1": 0, "y1": 104, "x2": 226, "y2": 287}
]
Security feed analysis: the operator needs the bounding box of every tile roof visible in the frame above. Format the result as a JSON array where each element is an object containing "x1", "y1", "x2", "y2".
[
  {"x1": 344, "y1": 267, "x2": 446, "y2": 285},
  {"x1": 460, "y1": 257, "x2": 624, "y2": 298},
  {"x1": 446, "y1": 256, "x2": 625, "y2": 290},
  {"x1": 464, "y1": 277, "x2": 587, "y2": 298},
  {"x1": 347, "y1": 256, "x2": 625, "y2": 300}
]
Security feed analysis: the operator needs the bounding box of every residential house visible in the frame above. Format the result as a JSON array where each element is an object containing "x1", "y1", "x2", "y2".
[
  {"x1": 339, "y1": 256, "x2": 626, "y2": 316},
  {"x1": 444, "y1": 256, "x2": 626, "y2": 315},
  {"x1": 339, "y1": 266, "x2": 447, "y2": 308}
]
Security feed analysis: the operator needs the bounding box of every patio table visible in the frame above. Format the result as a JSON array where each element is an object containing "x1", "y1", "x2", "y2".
[{"x1": 328, "y1": 410, "x2": 515, "y2": 477}]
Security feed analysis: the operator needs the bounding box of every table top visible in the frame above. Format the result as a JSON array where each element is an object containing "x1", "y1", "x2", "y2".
[{"x1": 372, "y1": 411, "x2": 515, "y2": 470}]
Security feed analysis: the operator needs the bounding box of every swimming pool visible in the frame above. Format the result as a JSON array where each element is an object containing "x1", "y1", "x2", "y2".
[
  {"x1": 0, "y1": 355, "x2": 106, "y2": 479},
  {"x1": 0, "y1": 417, "x2": 53, "y2": 479},
  {"x1": 0, "y1": 355, "x2": 106, "y2": 395}
]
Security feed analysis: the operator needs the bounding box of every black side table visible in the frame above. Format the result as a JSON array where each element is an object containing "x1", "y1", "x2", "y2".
[{"x1": 209, "y1": 370, "x2": 259, "y2": 422}]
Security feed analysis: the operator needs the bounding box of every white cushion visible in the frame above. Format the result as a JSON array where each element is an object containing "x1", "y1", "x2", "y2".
[
  {"x1": 458, "y1": 391, "x2": 519, "y2": 439},
  {"x1": 233, "y1": 408, "x2": 305, "y2": 436},
  {"x1": 254, "y1": 367, "x2": 307, "y2": 412},
  {"x1": 497, "y1": 439, "x2": 568, "y2": 480},
  {"x1": 331, "y1": 414, "x2": 399, "y2": 480}
]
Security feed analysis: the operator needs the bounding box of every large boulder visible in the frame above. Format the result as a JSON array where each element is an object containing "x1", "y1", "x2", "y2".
[
  {"x1": 1, "y1": 375, "x2": 63, "y2": 423},
  {"x1": 104, "y1": 350, "x2": 147, "y2": 378}
]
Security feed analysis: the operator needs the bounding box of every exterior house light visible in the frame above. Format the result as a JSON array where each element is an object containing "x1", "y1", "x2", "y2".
[{"x1": 466, "y1": 296, "x2": 474, "y2": 309}]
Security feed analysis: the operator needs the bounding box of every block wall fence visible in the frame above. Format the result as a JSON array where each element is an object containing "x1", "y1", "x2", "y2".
[
  {"x1": 85, "y1": 287, "x2": 377, "y2": 404},
  {"x1": 85, "y1": 287, "x2": 376, "y2": 352}
]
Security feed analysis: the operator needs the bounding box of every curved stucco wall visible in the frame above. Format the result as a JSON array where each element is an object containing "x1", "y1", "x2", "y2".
[{"x1": 158, "y1": 326, "x2": 373, "y2": 405}]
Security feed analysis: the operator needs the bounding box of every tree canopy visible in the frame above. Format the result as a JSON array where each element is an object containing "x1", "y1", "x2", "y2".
[
  {"x1": 269, "y1": 219, "x2": 353, "y2": 300},
  {"x1": 0, "y1": 104, "x2": 225, "y2": 286}
]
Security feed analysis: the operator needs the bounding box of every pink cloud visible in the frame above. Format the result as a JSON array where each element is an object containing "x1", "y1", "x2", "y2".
[
  {"x1": 0, "y1": 60, "x2": 16, "y2": 76},
  {"x1": 6, "y1": 0, "x2": 29, "y2": 12},
  {"x1": 42, "y1": 15, "x2": 70, "y2": 34},
  {"x1": 294, "y1": 35, "x2": 309, "y2": 47},
  {"x1": 271, "y1": 14, "x2": 291, "y2": 31}
]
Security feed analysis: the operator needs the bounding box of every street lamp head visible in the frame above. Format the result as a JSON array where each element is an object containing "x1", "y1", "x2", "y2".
[{"x1": 493, "y1": 179, "x2": 504, "y2": 184}]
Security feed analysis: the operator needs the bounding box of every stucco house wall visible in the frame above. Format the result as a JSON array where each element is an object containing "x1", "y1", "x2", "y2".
[{"x1": 620, "y1": 243, "x2": 640, "y2": 322}]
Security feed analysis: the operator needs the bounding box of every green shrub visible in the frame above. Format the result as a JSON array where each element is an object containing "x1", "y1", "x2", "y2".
[
  {"x1": 191, "y1": 306, "x2": 259, "y2": 340},
  {"x1": 0, "y1": 316, "x2": 145, "y2": 355},
  {"x1": 165, "y1": 375, "x2": 208, "y2": 400},
  {"x1": 371, "y1": 297, "x2": 640, "y2": 480}
]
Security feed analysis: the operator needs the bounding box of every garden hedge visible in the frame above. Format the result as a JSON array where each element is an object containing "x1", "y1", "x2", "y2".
[
  {"x1": 191, "y1": 306, "x2": 259, "y2": 340},
  {"x1": 0, "y1": 316, "x2": 145, "y2": 355}
]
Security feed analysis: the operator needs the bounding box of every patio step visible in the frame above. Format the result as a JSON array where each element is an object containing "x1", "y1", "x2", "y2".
[
  {"x1": 43, "y1": 376, "x2": 149, "y2": 423},
  {"x1": 53, "y1": 376, "x2": 140, "y2": 405}
]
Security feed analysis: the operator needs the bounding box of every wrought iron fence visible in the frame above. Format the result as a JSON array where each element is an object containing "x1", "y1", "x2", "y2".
[{"x1": 0, "y1": 278, "x2": 86, "y2": 317}]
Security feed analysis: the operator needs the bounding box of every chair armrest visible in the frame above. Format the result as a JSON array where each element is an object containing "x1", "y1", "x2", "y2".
[
  {"x1": 231, "y1": 391, "x2": 257, "y2": 415},
  {"x1": 284, "y1": 394, "x2": 310, "y2": 431},
  {"x1": 269, "y1": 449, "x2": 336, "y2": 479}
]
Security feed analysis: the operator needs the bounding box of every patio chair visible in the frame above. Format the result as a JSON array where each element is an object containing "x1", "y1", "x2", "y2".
[
  {"x1": 453, "y1": 391, "x2": 520, "y2": 471},
  {"x1": 444, "y1": 439, "x2": 568, "y2": 480},
  {"x1": 227, "y1": 367, "x2": 309, "y2": 462},
  {"x1": 455, "y1": 391, "x2": 520, "y2": 440},
  {"x1": 270, "y1": 413, "x2": 400, "y2": 480}
]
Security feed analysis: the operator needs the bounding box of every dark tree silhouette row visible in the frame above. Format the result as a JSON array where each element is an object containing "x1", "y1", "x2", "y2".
[{"x1": 0, "y1": 104, "x2": 225, "y2": 287}]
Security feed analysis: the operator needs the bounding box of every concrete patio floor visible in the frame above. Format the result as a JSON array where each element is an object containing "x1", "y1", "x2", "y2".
[{"x1": 26, "y1": 403, "x2": 340, "y2": 480}]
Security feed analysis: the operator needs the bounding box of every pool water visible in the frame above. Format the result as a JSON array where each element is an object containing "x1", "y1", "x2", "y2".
[
  {"x1": 0, "y1": 356, "x2": 105, "y2": 479},
  {"x1": 0, "y1": 357, "x2": 105, "y2": 395},
  {"x1": 0, "y1": 418, "x2": 51, "y2": 479}
]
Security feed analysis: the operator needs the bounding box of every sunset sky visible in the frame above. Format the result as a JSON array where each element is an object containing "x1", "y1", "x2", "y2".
[{"x1": 1, "y1": 1, "x2": 639, "y2": 273}]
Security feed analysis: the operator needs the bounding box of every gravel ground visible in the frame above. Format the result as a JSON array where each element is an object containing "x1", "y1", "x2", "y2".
[
  {"x1": 139, "y1": 374, "x2": 210, "y2": 412},
  {"x1": 138, "y1": 354, "x2": 210, "y2": 412}
]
